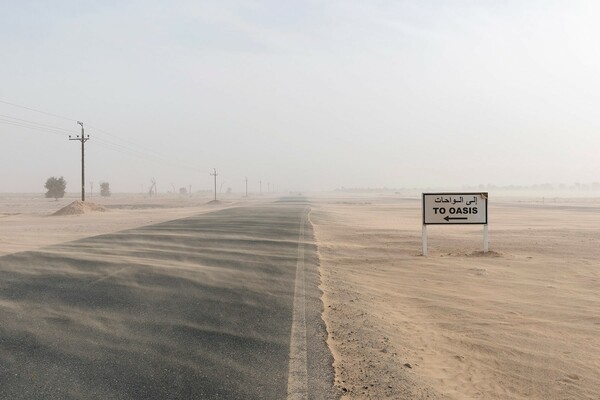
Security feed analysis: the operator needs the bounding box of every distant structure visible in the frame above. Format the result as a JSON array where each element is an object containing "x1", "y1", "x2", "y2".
[
  {"x1": 148, "y1": 178, "x2": 157, "y2": 196},
  {"x1": 211, "y1": 168, "x2": 218, "y2": 201}
]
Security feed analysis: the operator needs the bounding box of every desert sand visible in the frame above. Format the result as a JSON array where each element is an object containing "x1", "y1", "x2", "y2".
[
  {"x1": 310, "y1": 195, "x2": 600, "y2": 399},
  {"x1": 1, "y1": 193, "x2": 599, "y2": 399}
]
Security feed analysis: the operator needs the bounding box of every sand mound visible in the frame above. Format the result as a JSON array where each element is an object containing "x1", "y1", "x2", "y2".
[
  {"x1": 442, "y1": 250, "x2": 503, "y2": 258},
  {"x1": 467, "y1": 250, "x2": 502, "y2": 257},
  {"x1": 206, "y1": 200, "x2": 223, "y2": 205},
  {"x1": 52, "y1": 201, "x2": 107, "y2": 216}
]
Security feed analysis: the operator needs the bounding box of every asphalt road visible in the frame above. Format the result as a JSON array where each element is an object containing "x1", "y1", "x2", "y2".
[{"x1": 0, "y1": 199, "x2": 338, "y2": 399}]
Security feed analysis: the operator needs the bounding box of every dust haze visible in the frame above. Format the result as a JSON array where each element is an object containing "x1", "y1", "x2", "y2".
[
  {"x1": 1, "y1": 2, "x2": 600, "y2": 400},
  {"x1": 2, "y1": 1, "x2": 600, "y2": 193}
]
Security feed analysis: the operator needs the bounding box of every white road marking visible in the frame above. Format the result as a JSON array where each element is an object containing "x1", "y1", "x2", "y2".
[{"x1": 287, "y1": 208, "x2": 309, "y2": 399}]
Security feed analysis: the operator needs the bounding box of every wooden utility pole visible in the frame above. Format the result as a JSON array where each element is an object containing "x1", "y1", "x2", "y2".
[
  {"x1": 69, "y1": 121, "x2": 90, "y2": 201},
  {"x1": 245, "y1": 177, "x2": 248, "y2": 197},
  {"x1": 211, "y1": 168, "x2": 218, "y2": 201}
]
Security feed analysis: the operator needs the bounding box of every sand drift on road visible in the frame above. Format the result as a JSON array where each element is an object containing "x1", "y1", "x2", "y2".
[{"x1": 0, "y1": 201, "x2": 336, "y2": 399}]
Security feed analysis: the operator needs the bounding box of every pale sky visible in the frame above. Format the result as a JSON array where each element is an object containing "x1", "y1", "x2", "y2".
[{"x1": 1, "y1": 1, "x2": 600, "y2": 193}]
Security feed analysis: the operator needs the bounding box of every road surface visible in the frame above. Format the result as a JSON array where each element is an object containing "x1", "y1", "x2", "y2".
[{"x1": 0, "y1": 199, "x2": 338, "y2": 399}]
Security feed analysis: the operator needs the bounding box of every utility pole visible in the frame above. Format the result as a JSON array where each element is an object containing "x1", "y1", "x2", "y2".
[
  {"x1": 260, "y1": 180, "x2": 262, "y2": 195},
  {"x1": 267, "y1": 182, "x2": 270, "y2": 193},
  {"x1": 69, "y1": 121, "x2": 90, "y2": 202},
  {"x1": 245, "y1": 177, "x2": 248, "y2": 197},
  {"x1": 90, "y1": 181, "x2": 94, "y2": 197},
  {"x1": 211, "y1": 168, "x2": 218, "y2": 201}
]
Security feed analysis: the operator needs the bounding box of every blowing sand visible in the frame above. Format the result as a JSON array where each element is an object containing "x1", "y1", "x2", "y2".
[
  {"x1": 1, "y1": 193, "x2": 598, "y2": 398},
  {"x1": 311, "y1": 195, "x2": 600, "y2": 399},
  {"x1": 0, "y1": 200, "x2": 336, "y2": 399},
  {"x1": 0, "y1": 194, "x2": 244, "y2": 256}
]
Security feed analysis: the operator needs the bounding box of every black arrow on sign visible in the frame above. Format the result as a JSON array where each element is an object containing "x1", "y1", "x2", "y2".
[{"x1": 444, "y1": 216, "x2": 468, "y2": 221}]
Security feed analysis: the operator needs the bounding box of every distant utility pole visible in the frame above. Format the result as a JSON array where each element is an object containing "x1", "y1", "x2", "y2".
[
  {"x1": 245, "y1": 177, "x2": 248, "y2": 197},
  {"x1": 267, "y1": 182, "x2": 270, "y2": 193},
  {"x1": 211, "y1": 168, "x2": 218, "y2": 201},
  {"x1": 69, "y1": 121, "x2": 90, "y2": 201},
  {"x1": 260, "y1": 180, "x2": 262, "y2": 195},
  {"x1": 90, "y1": 181, "x2": 94, "y2": 197}
]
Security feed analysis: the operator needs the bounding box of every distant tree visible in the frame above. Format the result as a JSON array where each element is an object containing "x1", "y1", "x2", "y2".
[
  {"x1": 45, "y1": 176, "x2": 66, "y2": 200},
  {"x1": 100, "y1": 182, "x2": 111, "y2": 197},
  {"x1": 179, "y1": 187, "x2": 187, "y2": 194}
]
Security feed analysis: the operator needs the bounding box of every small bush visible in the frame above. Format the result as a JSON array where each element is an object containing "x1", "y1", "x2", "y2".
[
  {"x1": 100, "y1": 182, "x2": 111, "y2": 197},
  {"x1": 45, "y1": 176, "x2": 66, "y2": 200}
]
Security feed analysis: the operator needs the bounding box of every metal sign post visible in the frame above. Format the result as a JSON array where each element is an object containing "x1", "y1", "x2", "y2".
[
  {"x1": 483, "y1": 224, "x2": 489, "y2": 252},
  {"x1": 422, "y1": 224, "x2": 428, "y2": 256},
  {"x1": 421, "y1": 192, "x2": 489, "y2": 256}
]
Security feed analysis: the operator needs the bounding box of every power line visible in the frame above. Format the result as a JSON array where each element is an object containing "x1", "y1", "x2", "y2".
[
  {"x1": 0, "y1": 117, "x2": 149, "y2": 161},
  {"x1": 0, "y1": 113, "x2": 75, "y2": 134},
  {"x1": 0, "y1": 99, "x2": 76, "y2": 122},
  {"x1": 92, "y1": 137, "x2": 200, "y2": 172},
  {"x1": 85, "y1": 123, "x2": 189, "y2": 166},
  {"x1": 0, "y1": 99, "x2": 195, "y2": 166},
  {"x1": 0, "y1": 120, "x2": 62, "y2": 137},
  {"x1": 0, "y1": 100, "x2": 198, "y2": 168},
  {"x1": 0, "y1": 110, "x2": 200, "y2": 173},
  {"x1": 0, "y1": 101, "x2": 255, "y2": 194}
]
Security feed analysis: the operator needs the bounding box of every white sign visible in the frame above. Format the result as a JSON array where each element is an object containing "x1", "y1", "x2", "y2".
[{"x1": 422, "y1": 193, "x2": 488, "y2": 225}]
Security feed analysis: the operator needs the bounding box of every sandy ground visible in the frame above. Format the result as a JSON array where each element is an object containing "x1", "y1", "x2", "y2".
[
  {"x1": 3, "y1": 193, "x2": 599, "y2": 399},
  {"x1": 0, "y1": 193, "x2": 250, "y2": 256},
  {"x1": 310, "y1": 195, "x2": 600, "y2": 399}
]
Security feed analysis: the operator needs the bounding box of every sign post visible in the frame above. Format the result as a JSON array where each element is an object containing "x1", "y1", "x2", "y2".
[
  {"x1": 422, "y1": 224, "x2": 428, "y2": 256},
  {"x1": 483, "y1": 224, "x2": 489, "y2": 252},
  {"x1": 422, "y1": 192, "x2": 489, "y2": 256}
]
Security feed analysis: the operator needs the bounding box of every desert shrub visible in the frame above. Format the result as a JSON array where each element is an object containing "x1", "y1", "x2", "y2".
[
  {"x1": 45, "y1": 176, "x2": 66, "y2": 200},
  {"x1": 100, "y1": 182, "x2": 111, "y2": 197}
]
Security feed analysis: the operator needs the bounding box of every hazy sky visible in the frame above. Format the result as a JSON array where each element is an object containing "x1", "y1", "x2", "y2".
[{"x1": 1, "y1": 1, "x2": 599, "y2": 193}]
